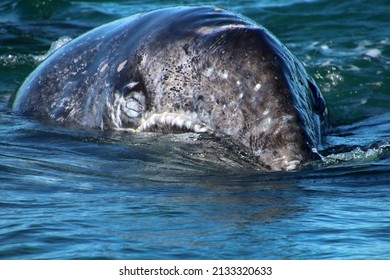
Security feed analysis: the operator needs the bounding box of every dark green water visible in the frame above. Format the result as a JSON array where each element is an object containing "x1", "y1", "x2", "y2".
[{"x1": 0, "y1": 0, "x2": 389, "y2": 259}]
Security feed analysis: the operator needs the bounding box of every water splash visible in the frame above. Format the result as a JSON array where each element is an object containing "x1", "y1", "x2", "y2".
[
  {"x1": 320, "y1": 143, "x2": 390, "y2": 168},
  {"x1": 33, "y1": 36, "x2": 73, "y2": 62},
  {"x1": 0, "y1": 36, "x2": 72, "y2": 67}
]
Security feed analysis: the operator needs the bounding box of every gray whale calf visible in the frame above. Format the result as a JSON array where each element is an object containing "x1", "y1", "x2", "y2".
[{"x1": 12, "y1": 6, "x2": 328, "y2": 171}]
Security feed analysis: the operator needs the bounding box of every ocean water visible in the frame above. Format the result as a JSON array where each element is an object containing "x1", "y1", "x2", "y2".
[{"x1": 0, "y1": 0, "x2": 389, "y2": 259}]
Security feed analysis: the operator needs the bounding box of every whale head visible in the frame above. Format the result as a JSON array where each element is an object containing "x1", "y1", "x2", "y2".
[
  {"x1": 11, "y1": 7, "x2": 328, "y2": 171},
  {"x1": 135, "y1": 25, "x2": 328, "y2": 171}
]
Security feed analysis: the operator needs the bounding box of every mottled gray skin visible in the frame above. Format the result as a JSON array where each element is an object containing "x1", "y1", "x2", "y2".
[{"x1": 12, "y1": 6, "x2": 328, "y2": 171}]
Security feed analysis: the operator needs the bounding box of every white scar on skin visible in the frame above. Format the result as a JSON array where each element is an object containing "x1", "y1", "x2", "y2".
[
  {"x1": 117, "y1": 60, "x2": 127, "y2": 72},
  {"x1": 254, "y1": 83, "x2": 261, "y2": 91},
  {"x1": 100, "y1": 63, "x2": 109, "y2": 73}
]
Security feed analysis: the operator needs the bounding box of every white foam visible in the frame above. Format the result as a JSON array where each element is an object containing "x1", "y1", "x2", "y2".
[
  {"x1": 320, "y1": 44, "x2": 330, "y2": 51},
  {"x1": 365, "y1": 48, "x2": 381, "y2": 58}
]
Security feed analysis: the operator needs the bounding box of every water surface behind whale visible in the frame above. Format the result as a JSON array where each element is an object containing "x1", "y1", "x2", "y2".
[{"x1": 0, "y1": 0, "x2": 389, "y2": 260}]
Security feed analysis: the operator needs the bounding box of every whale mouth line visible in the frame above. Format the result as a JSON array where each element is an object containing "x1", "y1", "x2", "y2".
[{"x1": 116, "y1": 111, "x2": 213, "y2": 134}]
